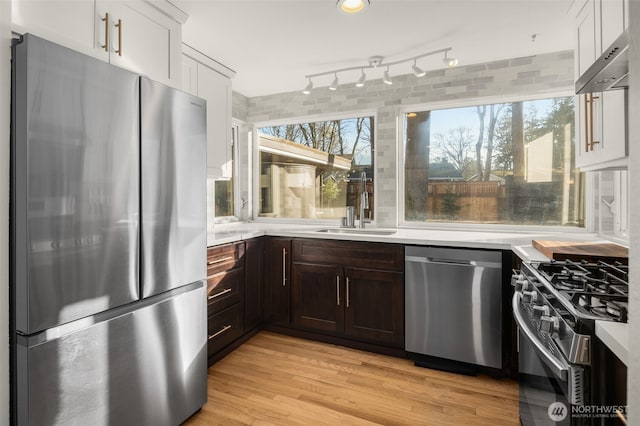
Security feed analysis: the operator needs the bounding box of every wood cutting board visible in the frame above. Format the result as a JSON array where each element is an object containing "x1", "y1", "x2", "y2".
[{"x1": 532, "y1": 240, "x2": 629, "y2": 263}]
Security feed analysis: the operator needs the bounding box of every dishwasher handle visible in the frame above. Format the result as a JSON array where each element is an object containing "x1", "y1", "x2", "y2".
[{"x1": 405, "y1": 255, "x2": 501, "y2": 269}]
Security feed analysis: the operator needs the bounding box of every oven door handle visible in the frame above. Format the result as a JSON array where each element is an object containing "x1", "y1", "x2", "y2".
[{"x1": 512, "y1": 293, "x2": 569, "y2": 380}]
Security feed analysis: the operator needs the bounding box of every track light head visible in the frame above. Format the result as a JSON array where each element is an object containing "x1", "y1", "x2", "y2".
[
  {"x1": 302, "y1": 79, "x2": 313, "y2": 95},
  {"x1": 356, "y1": 69, "x2": 366, "y2": 87},
  {"x1": 442, "y1": 51, "x2": 458, "y2": 68},
  {"x1": 383, "y1": 67, "x2": 392, "y2": 85},
  {"x1": 329, "y1": 73, "x2": 339, "y2": 91},
  {"x1": 336, "y1": 0, "x2": 370, "y2": 14},
  {"x1": 412, "y1": 60, "x2": 426, "y2": 77}
]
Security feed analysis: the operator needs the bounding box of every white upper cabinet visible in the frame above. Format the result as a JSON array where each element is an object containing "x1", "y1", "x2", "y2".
[
  {"x1": 12, "y1": 0, "x2": 187, "y2": 87},
  {"x1": 182, "y1": 45, "x2": 235, "y2": 178},
  {"x1": 571, "y1": 0, "x2": 628, "y2": 171}
]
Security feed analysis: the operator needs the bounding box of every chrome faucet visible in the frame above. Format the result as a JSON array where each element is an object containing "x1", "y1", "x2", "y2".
[{"x1": 359, "y1": 171, "x2": 369, "y2": 228}]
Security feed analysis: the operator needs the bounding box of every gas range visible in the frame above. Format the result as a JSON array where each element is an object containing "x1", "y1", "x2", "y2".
[
  {"x1": 517, "y1": 260, "x2": 628, "y2": 322},
  {"x1": 512, "y1": 259, "x2": 629, "y2": 424}
]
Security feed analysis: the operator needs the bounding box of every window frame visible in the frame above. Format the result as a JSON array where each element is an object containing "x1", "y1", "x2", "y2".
[
  {"x1": 252, "y1": 109, "x2": 378, "y2": 224},
  {"x1": 397, "y1": 91, "x2": 594, "y2": 233}
]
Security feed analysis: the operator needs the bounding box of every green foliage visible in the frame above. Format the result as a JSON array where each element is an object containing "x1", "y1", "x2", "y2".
[{"x1": 322, "y1": 177, "x2": 341, "y2": 202}]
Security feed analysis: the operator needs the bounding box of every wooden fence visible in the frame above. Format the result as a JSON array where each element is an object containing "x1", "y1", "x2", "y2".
[{"x1": 426, "y1": 181, "x2": 506, "y2": 222}]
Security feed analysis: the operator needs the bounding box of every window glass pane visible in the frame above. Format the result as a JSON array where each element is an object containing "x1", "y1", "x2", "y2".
[
  {"x1": 258, "y1": 117, "x2": 374, "y2": 220},
  {"x1": 212, "y1": 125, "x2": 236, "y2": 220},
  {"x1": 404, "y1": 97, "x2": 584, "y2": 226}
]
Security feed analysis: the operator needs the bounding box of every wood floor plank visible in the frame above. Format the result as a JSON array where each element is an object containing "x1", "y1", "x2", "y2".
[{"x1": 183, "y1": 331, "x2": 519, "y2": 425}]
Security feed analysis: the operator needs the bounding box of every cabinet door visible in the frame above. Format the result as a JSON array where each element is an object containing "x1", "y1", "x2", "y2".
[
  {"x1": 600, "y1": 0, "x2": 626, "y2": 50},
  {"x1": 291, "y1": 263, "x2": 344, "y2": 333},
  {"x1": 575, "y1": 0, "x2": 597, "y2": 78},
  {"x1": 344, "y1": 268, "x2": 404, "y2": 348},
  {"x1": 245, "y1": 238, "x2": 264, "y2": 331},
  {"x1": 12, "y1": 0, "x2": 106, "y2": 61},
  {"x1": 182, "y1": 54, "x2": 198, "y2": 96},
  {"x1": 197, "y1": 63, "x2": 232, "y2": 178},
  {"x1": 264, "y1": 238, "x2": 291, "y2": 326},
  {"x1": 104, "y1": 0, "x2": 181, "y2": 87},
  {"x1": 576, "y1": 91, "x2": 627, "y2": 170}
]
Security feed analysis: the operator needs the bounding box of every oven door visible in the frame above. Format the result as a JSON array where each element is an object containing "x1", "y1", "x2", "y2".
[{"x1": 513, "y1": 293, "x2": 585, "y2": 426}]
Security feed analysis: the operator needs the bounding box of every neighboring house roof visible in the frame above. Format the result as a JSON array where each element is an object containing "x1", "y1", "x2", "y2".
[
  {"x1": 465, "y1": 173, "x2": 506, "y2": 183},
  {"x1": 259, "y1": 135, "x2": 352, "y2": 171}
]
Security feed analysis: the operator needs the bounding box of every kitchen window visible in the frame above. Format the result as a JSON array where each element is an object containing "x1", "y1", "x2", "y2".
[
  {"x1": 210, "y1": 124, "x2": 238, "y2": 222},
  {"x1": 402, "y1": 96, "x2": 584, "y2": 227},
  {"x1": 257, "y1": 115, "x2": 374, "y2": 221}
]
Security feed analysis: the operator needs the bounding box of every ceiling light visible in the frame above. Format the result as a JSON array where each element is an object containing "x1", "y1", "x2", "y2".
[
  {"x1": 443, "y1": 51, "x2": 458, "y2": 68},
  {"x1": 383, "y1": 66, "x2": 392, "y2": 85},
  {"x1": 356, "y1": 69, "x2": 366, "y2": 87},
  {"x1": 337, "y1": 0, "x2": 370, "y2": 14},
  {"x1": 303, "y1": 46, "x2": 455, "y2": 92},
  {"x1": 412, "y1": 59, "x2": 426, "y2": 77},
  {"x1": 329, "y1": 73, "x2": 339, "y2": 90},
  {"x1": 302, "y1": 78, "x2": 313, "y2": 95}
]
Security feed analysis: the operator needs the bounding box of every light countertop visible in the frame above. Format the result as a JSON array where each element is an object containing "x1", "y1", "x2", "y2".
[
  {"x1": 207, "y1": 222, "x2": 604, "y2": 253},
  {"x1": 595, "y1": 321, "x2": 628, "y2": 365}
]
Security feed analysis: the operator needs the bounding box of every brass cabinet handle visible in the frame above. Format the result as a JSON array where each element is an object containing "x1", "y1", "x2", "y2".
[
  {"x1": 583, "y1": 94, "x2": 590, "y2": 153},
  {"x1": 114, "y1": 18, "x2": 122, "y2": 56},
  {"x1": 589, "y1": 94, "x2": 600, "y2": 150},
  {"x1": 208, "y1": 288, "x2": 232, "y2": 300},
  {"x1": 282, "y1": 248, "x2": 287, "y2": 287},
  {"x1": 208, "y1": 325, "x2": 232, "y2": 340},
  {"x1": 346, "y1": 277, "x2": 350, "y2": 308},
  {"x1": 100, "y1": 13, "x2": 109, "y2": 51},
  {"x1": 207, "y1": 256, "x2": 234, "y2": 266},
  {"x1": 336, "y1": 276, "x2": 341, "y2": 306}
]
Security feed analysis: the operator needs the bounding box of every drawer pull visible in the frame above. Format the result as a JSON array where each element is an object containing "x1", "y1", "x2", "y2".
[
  {"x1": 208, "y1": 288, "x2": 232, "y2": 300},
  {"x1": 208, "y1": 256, "x2": 234, "y2": 266},
  {"x1": 208, "y1": 324, "x2": 232, "y2": 340}
]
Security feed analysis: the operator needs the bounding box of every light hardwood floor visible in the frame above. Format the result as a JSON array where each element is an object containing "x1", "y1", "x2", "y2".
[{"x1": 184, "y1": 332, "x2": 519, "y2": 426}]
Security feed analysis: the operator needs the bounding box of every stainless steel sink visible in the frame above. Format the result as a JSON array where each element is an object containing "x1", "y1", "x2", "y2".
[{"x1": 315, "y1": 228, "x2": 397, "y2": 235}]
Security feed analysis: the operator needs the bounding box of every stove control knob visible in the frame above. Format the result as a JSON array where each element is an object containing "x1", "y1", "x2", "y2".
[
  {"x1": 522, "y1": 290, "x2": 537, "y2": 304},
  {"x1": 513, "y1": 280, "x2": 528, "y2": 291},
  {"x1": 539, "y1": 315, "x2": 559, "y2": 336},
  {"x1": 532, "y1": 305, "x2": 550, "y2": 318}
]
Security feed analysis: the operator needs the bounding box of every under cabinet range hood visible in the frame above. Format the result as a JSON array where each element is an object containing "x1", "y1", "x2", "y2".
[{"x1": 576, "y1": 30, "x2": 629, "y2": 94}]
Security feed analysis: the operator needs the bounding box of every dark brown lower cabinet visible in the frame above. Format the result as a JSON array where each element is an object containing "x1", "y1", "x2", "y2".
[
  {"x1": 343, "y1": 267, "x2": 404, "y2": 347},
  {"x1": 291, "y1": 262, "x2": 343, "y2": 333},
  {"x1": 287, "y1": 239, "x2": 405, "y2": 349},
  {"x1": 264, "y1": 238, "x2": 291, "y2": 326},
  {"x1": 245, "y1": 238, "x2": 264, "y2": 331}
]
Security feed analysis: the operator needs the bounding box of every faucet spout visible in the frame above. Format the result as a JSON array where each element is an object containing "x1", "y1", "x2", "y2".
[{"x1": 359, "y1": 171, "x2": 368, "y2": 228}]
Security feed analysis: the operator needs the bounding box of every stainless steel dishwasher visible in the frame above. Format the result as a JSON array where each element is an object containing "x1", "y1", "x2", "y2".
[{"x1": 405, "y1": 246, "x2": 503, "y2": 369}]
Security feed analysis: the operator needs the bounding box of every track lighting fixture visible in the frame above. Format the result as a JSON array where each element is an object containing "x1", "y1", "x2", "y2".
[
  {"x1": 329, "y1": 73, "x2": 339, "y2": 90},
  {"x1": 302, "y1": 78, "x2": 313, "y2": 95},
  {"x1": 383, "y1": 66, "x2": 392, "y2": 85},
  {"x1": 301, "y1": 46, "x2": 456, "y2": 93},
  {"x1": 336, "y1": 0, "x2": 370, "y2": 14},
  {"x1": 356, "y1": 69, "x2": 366, "y2": 87},
  {"x1": 412, "y1": 59, "x2": 426, "y2": 77}
]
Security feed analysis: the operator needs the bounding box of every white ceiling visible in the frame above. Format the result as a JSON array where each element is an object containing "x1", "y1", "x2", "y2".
[{"x1": 174, "y1": 0, "x2": 575, "y2": 98}]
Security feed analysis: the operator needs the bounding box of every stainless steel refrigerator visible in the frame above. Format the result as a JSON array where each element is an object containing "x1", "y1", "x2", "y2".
[{"x1": 11, "y1": 34, "x2": 207, "y2": 425}]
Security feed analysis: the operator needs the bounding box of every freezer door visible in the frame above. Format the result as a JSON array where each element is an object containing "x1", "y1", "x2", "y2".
[
  {"x1": 140, "y1": 77, "x2": 207, "y2": 298},
  {"x1": 12, "y1": 34, "x2": 140, "y2": 334},
  {"x1": 16, "y1": 283, "x2": 207, "y2": 426}
]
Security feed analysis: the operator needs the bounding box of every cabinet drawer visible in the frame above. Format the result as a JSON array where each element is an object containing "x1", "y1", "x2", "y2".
[
  {"x1": 207, "y1": 242, "x2": 244, "y2": 276},
  {"x1": 207, "y1": 304, "x2": 243, "y2": 357},
  {"x1": 292, "y1": 239, "x2": 403, "y2": 271},
  {"x1": 207, "y1": 267, "x2": 243, "y2": 314}
]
